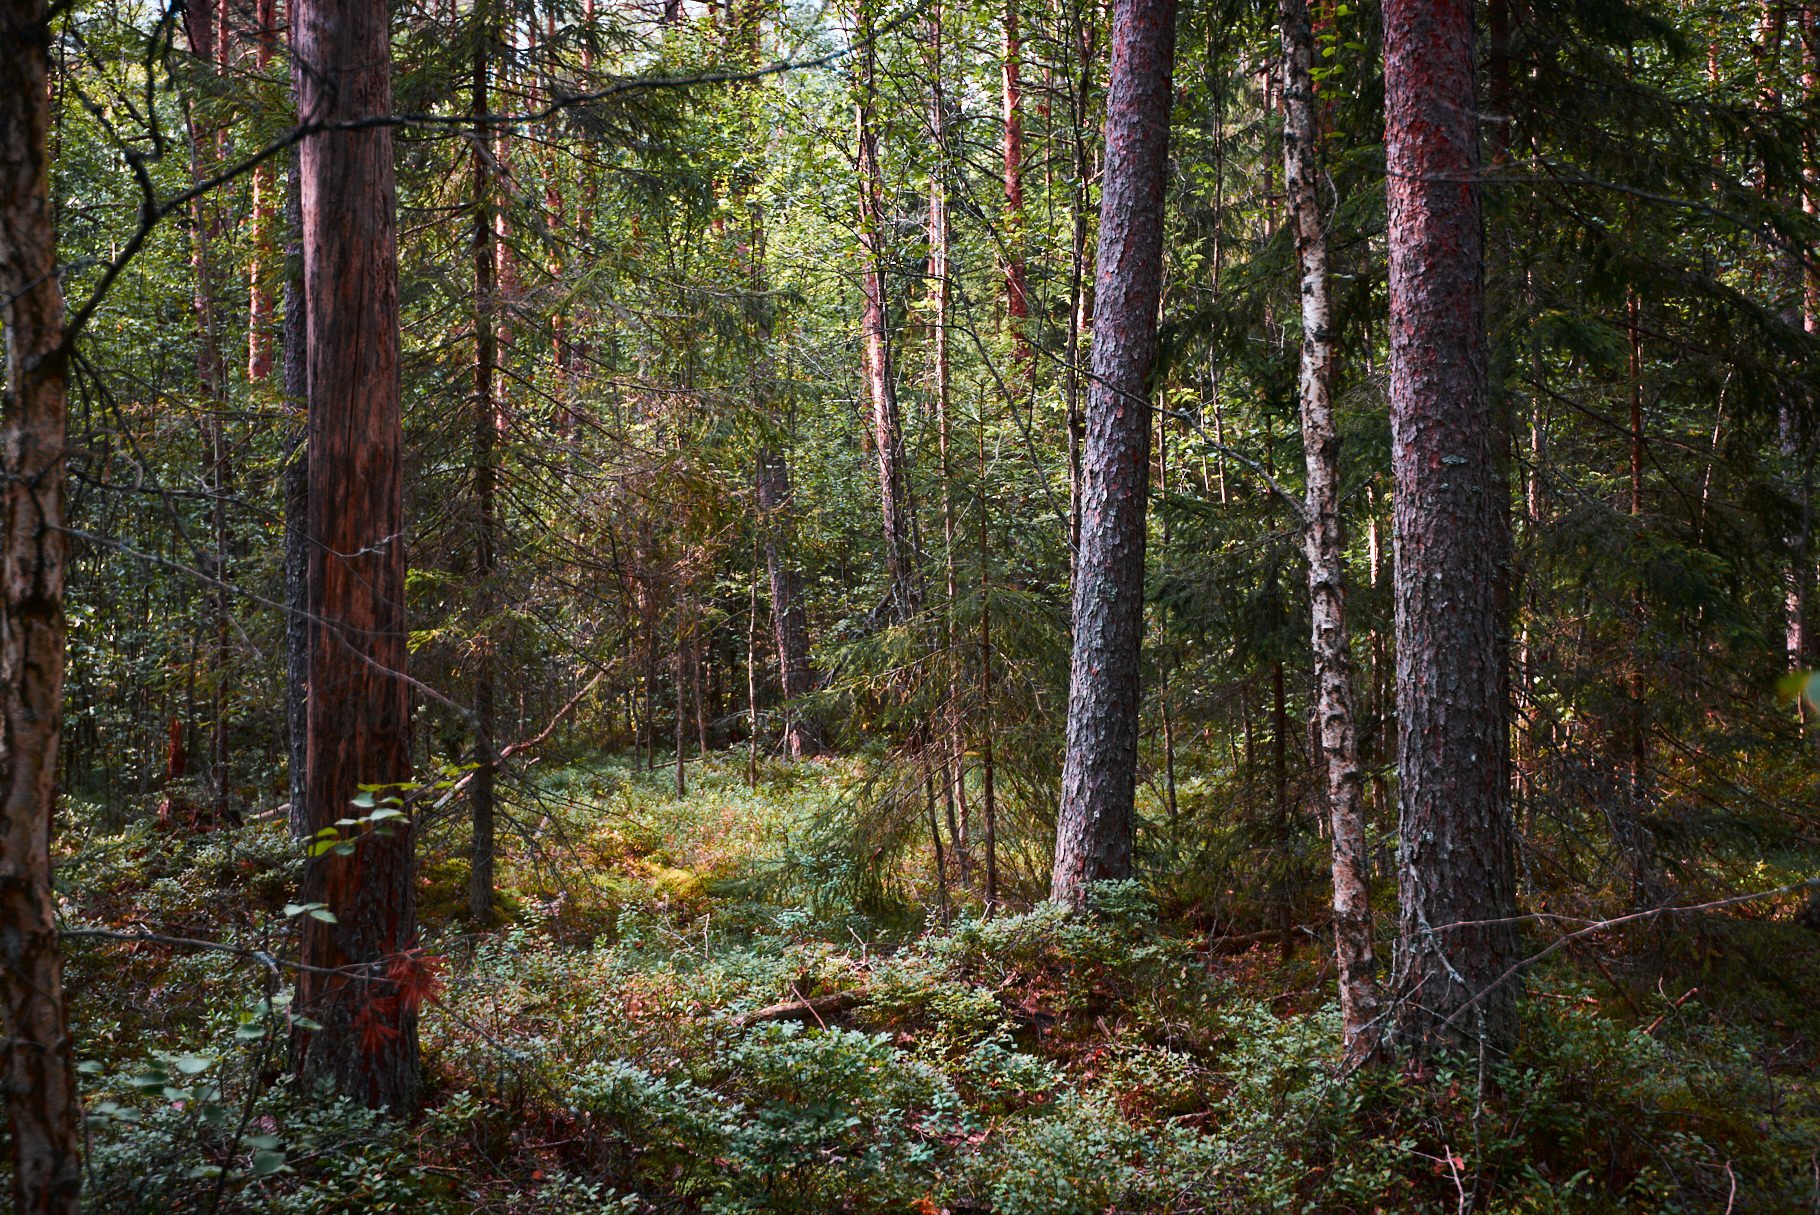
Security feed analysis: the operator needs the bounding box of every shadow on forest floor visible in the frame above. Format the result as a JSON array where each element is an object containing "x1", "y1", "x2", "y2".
[{"x1": 55, "y1": 753, "x2": 1820, "y2": 1214}]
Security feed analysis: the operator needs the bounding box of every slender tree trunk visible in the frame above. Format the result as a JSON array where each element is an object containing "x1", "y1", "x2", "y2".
[
  {"x1": 1760, "y1": 0, "x2": 1812, "y2": 671},
  {"x1": 673, "y1": 594, "x2": 688, "y2": 797},
  {"x1": 1065, "y1": 6, "x2": 1097, "y2": 563},
  {"x1": 926, "y1": 769, "x2": 950, "y2": 919},
  {"x1": 0, "y1": 0, "x2": 84, "y2": 1201},
  {"x1": 1807, "y1": 2, "x2": 1818, "y2": 346},
  {"x1": 283, "y1": 148, "x2": 309, "y2": 843},
  {"x1": 1156, "y1": 407, "x2": 1178, "y2": 823},
  {"x1": 209, "y1": 410, "x2": 233, "y2": 825},
  {"x1": 1382, "y1": 0, "x2": 1519, "y2": 1056},
  {"x1": 927, "y1": 0, "x2": 971, "y2": 878},
  {"x1": 292, "y1": 0, "x2": 419, "y2": 1107},
  {"x1": 469, "y1": 24, "x2": 499, "y2": 925},
  {"x1": 1626, "y1": 292, "x2": 1650, "y2": 800},
  {"x1": 1280, "y1": 0, "x2": 1380, "y2": 1061},
  {"x1": 1272, "y1": 660, "x2": 1292, "y2": 957},
  {"x1": 977, "y1": 414, "x2": 1000, "y2": 911},
  {"x1": 854, "y1": 2, "x2": 919, "y2": 620},
  {"x1": 1051, "y1": 0, "x2": 1177, "y2": 907},
  {"x1": 927, "y1": 7, "x2": 968, "y2": 876},
  {"x1": 184, "y1": 12, "x2": 236, "y2": 825},
  {"x1": 248, "y1": 0, "x2": 279, "y2": 382},
  {"x1": 1002, "y1": 0, "x2": 1032, "y2": 383},
  {"x1": 693, "y1": 626, "x2": 709, "y2": 755},
  {"x1": 747, "y1": 545, "x2": 760, "y2": 785},
  {"x1": 758, "y1": 447, "x2": 823, "y2": 755}
]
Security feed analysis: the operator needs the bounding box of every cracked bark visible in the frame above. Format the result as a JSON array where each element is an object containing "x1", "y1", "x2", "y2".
[
  {"x1": 291, "y1": 0, "x2": 420, "y2": 1107},
  {"x1": 1052, "y1": 0, "x2": 1177, "y2": 907},
  {"x1": 1382, "y1": 0, "x2": 1520, "y2": 1055},
  {"x1": 0, "y1": 0, "x2": 84, "y2": 1201}
]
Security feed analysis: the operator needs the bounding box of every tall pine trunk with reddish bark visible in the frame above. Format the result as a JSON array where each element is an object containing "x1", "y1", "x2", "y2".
[
  {"x1": 1051, "y1": 0, "x2": 1176, "y2": 908},
  {"x1": 1382, "y1": 0, "x2": 1520, "y2": 1056},
  {"x1": 0, "y1": 0, "x2": 84, "y2": 1202},
  {"x1": 283, "y1": 153, "x2": 310, "y2": 842},
  {"x1": 291, "y1": 0, "x2": 420, "y2": 1107},
  {"x1": 1280, "y1": 0, "x2": 1380, "y2": 1061}
]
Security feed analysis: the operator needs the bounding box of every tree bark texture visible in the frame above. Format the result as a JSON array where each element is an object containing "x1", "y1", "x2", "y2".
[
  {"x1": 1382, "y1": 0, "x2": 1520, "y2": 1056},
  {"x1": 469, "y1": 25, "x2": 500, "y2": 925},
  {"x1": 0, "y1": 0, "x2": 84, "y2": 1204},
  {"x1": 1280, "y1": 0, "x2": 1381, "y2": 1061},
  {"x1": 283, "y1": 151, "x2": 310, "y2": 843},
  {"x1": 291, "y1": 0, "x2": 420, "y2": 1108},
  {"x1": 854, "y1": 5, "x2": 919, "y2": 621},
  {"x1": 1051, "y1": 0, "x2": 1176, "y2": 908}
]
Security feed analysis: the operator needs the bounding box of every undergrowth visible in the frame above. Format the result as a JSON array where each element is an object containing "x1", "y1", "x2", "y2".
[{"x1": 53, "y1": 755, "x2": 1820, "y2": 1213}]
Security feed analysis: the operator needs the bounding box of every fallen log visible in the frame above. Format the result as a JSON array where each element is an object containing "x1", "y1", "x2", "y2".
[{"x1": 729, "y1": 987, "x2": 870, "y2": 1028}]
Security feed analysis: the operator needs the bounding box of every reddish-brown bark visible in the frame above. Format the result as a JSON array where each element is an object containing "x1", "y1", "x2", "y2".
[
  {"x1": 0, "y1": 0, "x2": 84, "y2": 1204},
  {"x1": 283, "y1": 149, "x2": 309, "y2": 843},
  {"x1": 1051, "y1": 0, "x2": 1176, "y2": 907},
  {"x1": 1382, "y1": 0, "x2": 1520, "y2": 1054},
  {"x1": 291, "y1": 0, "x2": 420, "y2": 1107}
]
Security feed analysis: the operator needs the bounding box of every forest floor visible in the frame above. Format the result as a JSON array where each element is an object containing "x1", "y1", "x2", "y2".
[{"x1": 61, "y1": 755, "x2": 1820, "y2": 1214}]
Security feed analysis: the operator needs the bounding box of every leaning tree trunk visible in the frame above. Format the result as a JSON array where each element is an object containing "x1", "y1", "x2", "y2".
[
  {"x1": 1051, "y1": 0, "x2": 1177, "y2": 907},
  {"x1": 291, "y1": 0, "x2": 420, "y2": 1108},
  {"x1": 1382, "y1": 0, "x2": 1520, "y2": 1057},
  {"x1": 1280, "y1": 0, "x2": 1381, "y2": 1062},
  {"x1": 0, "y1": 0, "x2": 84, "y2": 1204}
]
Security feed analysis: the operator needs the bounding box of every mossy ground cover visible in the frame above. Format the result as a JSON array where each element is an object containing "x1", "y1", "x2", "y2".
[{"x1": 58, "y1": 755, "x2": 1820, "y2": 1213}]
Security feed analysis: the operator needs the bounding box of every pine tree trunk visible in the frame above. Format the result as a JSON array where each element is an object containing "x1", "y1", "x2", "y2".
[
  {"x1": 1052, "y1": 0, "x2": 1177, "y2": 907},
  {"x1": 1280, "y1": 0, "x2": 1381, "y2": 1061},
  {"x1": 469, "y1": 24, "x2": 499, "y2": 925},
  {"x1": 283, "y1": 148, "x2": 309, "y2": 843},
  {"x1": 292, "y1": 0, "x2": 419, "y2": 1108},
  {"x1": 1382, "y1": 0, "x2": 1519, "y2": 1056},
  {"x1": 0, "y1": 0, "x2": 84, "y2": 1202}
]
